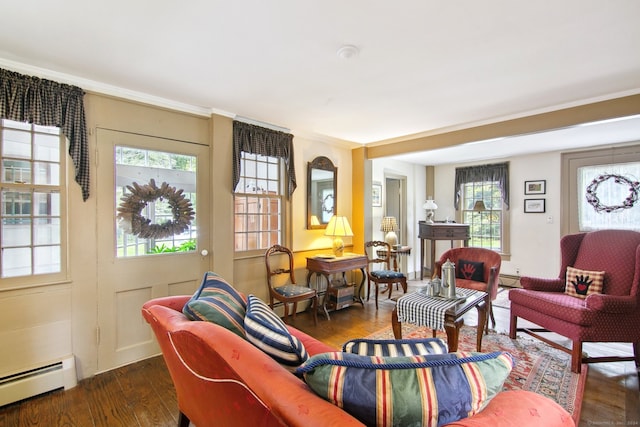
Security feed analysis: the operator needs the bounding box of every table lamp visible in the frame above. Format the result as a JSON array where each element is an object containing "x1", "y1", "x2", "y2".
[
  {"x1": 380, "y1": 216, "x2": 398, "y2": 247},
  {"x1": 423, "y1": 198, "x2": 438, "y2": 224},
  {"x1": 325, "y1": 215, "x2": 353, "y2": 257}
]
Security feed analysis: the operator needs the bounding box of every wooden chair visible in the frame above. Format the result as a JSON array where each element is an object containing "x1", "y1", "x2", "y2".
[
  {"x1": 364, "y1": 241, "x2": 407, "y2": 309},
  {"x1": 265, "y1": 245, "x2": 318, "y2": 324}
]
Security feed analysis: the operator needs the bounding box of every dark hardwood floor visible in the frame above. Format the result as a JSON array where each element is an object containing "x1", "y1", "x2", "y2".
[{"x1": 0, "y1": 281, "x2": 638, "y2": 426}]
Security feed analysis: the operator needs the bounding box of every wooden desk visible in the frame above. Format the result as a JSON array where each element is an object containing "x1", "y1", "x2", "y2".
[
  {"x1": 418, "y1": 222, "x2": 469, "y2": 279},
  {"x1": 306, "y1": 253, "x2": 367, "y2": 320}
]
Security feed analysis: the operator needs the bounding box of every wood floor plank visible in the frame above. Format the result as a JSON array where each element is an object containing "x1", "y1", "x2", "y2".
[
  {"x1": 82, "y1": 370, "x2": 139, "y2": 427},
  {"x1": 144, "y1": 356, "x2": 179, "y2": 424},
  {"x1": 47, "y1": 385, "x2": 95, "y2": 427},
  {"x1": 114, "y1": 358, "x2": 175, "y2": 427}
]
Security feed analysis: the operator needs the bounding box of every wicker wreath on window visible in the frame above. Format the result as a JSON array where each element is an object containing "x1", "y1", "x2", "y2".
[
  {"x1": 117, "y1": 179, "x2": 194, "y2": 239},
  {"x1": 585, "y1": 173, "x2": 640, "y2": 213}
]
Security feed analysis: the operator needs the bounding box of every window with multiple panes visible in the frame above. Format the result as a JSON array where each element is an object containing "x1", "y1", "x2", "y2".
[
  {"x1": 460, "y1": 181, "x2": 504, "y2": 251},
  {"x1": 1, "y1": 119, "x2": 66, "y2": 283},
  {"x1": 115, "y1": 146, "x2": 197, "y2": 257},
  {"x1": 234, "y1": 152, "x2": 283, "y2": 253},
  {"x1": 577, "y1": 161, "x2": 640, "y2": 231}
]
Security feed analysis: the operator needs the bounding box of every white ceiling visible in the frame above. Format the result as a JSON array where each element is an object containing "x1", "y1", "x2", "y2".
[{"x1": 1, "y1": 1, "x2": 639, "y2": 165}]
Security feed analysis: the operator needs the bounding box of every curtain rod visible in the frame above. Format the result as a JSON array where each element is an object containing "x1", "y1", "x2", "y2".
[{"x1": 234, "y1": 116, "x2": 290, "y2": 133}]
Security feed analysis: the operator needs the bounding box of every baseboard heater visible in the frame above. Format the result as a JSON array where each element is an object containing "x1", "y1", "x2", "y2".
[
  {"x1": 499, "y1": 274, "x2": 521, "y2": 288},
  {"x1": 0, "y1": 356, "x2": 77, "y2": 407}
]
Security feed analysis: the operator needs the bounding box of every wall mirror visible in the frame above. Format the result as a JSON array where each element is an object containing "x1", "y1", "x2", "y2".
[{"x1": 307, "y1": 156, "x2": 337, "y2": 229}]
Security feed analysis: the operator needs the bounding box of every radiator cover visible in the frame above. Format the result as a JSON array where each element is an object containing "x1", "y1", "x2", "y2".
[{"x1": 0, "y1": 356, "x2": 77, "y2": 406}]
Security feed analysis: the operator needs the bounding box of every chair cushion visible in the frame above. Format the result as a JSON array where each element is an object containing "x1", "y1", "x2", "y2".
[
  {"x1": 274, "y1": 284, "x2": 314, "y2": 297},
  {"x1": 370, "y1": 269, "x2": 405, "y2": 279},
  {"x1": 457, "y1": 259, "x2": 485, "y2": 282},
  {"x1": 342, "y1": 337, "x2": 447, "y2": 356},
  {"x1": 182, "y1": 271, "x2": 247, "y2": 338},
  {"x1": 565, "y1": 266, "x2": 604, "y2": 299},
  {"x1": 296, "y1": 351, "x2": 514, "y2": 427},
  {"x1": 244, "y1": 295, "x2": 308, "y2": 367}
]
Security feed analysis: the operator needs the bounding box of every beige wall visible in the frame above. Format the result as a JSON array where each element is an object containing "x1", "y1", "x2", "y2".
[{"x1": 0, "y1": 92, "x2": 355, "y2": 381}]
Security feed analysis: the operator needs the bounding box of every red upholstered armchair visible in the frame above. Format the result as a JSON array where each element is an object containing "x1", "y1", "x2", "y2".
[
  {"x1": 509, "y1": 229, "x2": 640, "y2": 373},
  {"x1": 433, "y1": 247, "x2": 502, "y2": 328}
]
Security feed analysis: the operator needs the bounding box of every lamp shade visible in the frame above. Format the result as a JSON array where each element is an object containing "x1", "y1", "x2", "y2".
[
  {"x1": 325, "y1": 216, "x2": 353, "y2": 237},
  {"x1": 380, "y1": 216, "x2": 398, "y2": 232},
  {"x1": 325, "y1": 215, "x2": 353, "y2": 257},
  {"x1": 423, "y1": 199, "x2": 438, "y2": 210},
  {"x1": 473, "y1": 200, "x2": 487, "y2": 211}
]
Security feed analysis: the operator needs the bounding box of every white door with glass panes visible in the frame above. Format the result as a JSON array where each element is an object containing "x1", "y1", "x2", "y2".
[{"x1": 96, "y1": 129, "x2": 210, "y2": 372}]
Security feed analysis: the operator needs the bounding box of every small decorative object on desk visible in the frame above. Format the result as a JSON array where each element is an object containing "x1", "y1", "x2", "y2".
[
  {"x1": 440, "y1": 258, "x2": 457, "y2": 299},
  {"x1": 430, "y1": 277, "x2": 441, "y2": 296}
]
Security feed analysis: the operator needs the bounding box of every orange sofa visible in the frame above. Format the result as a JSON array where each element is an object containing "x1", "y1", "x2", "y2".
[{"x1": 142, "y1": 295, "x2": 575, "y2": 427}]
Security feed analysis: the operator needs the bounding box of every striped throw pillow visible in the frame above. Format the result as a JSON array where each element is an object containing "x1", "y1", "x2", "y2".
[
  {"x1": 244, "y1": 295, "x2": 308, "y2": 367},
  {"x1": 182, "y1": 271, "x2": 247, "y2": 338},
  {"x1": 342, "y1": 337, "x2": 447, "y2": 357},
  {"x1": 297, "y1": 351, "x2": 514, "y2": 427}
]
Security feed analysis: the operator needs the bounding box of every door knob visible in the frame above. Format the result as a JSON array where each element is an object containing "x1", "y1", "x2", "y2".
[{"x1": 200, "y1": 249, "x2": 209, "y2": 256}]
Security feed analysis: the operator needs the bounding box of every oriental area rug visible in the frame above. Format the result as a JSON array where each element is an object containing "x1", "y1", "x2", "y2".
[{"x1": 365, "y1": 323, "x2": 586, "y2": 425}]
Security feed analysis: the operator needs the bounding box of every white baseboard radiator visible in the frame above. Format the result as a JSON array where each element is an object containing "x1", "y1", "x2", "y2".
[{"x1": 0, "y1": 356, "x2": 77, "y2": 406}]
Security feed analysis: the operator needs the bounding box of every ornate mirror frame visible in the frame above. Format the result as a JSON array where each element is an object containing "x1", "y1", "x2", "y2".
[{"x1": 307, "y1": 156, "x2": 337, "y2": 229}]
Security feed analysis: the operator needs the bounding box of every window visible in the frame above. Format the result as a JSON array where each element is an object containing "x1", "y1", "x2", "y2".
[
  {"x1": 562, "y1": 144, "x2": 640, "y2": 234},
  {"x1": 115, "y1": 146, "x2": 197, "y2": 257},
  {"x1": 461, "y1": 181, "x2": 504, "y2": 251},
  {"x1": 1, "y1": 119, "x2": 66, "y2": 284},
  {"x1": 234, "y1": 152, "x2": 283, "y2": 253},
  {"x1": 455, "y1": 162, "x2": 509, "y2": 256},
  {"x1": 577, "y1": 162, "x2": 640, "y2": 231}
]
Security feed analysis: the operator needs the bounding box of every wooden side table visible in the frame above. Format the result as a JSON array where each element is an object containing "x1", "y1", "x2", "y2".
[
  {"x1": 418, "y1": 222, "x2": 470, "y2": 279},
  {"x1": 306, "y1": 253, "x2": 367, "y2": 320},
  {"x1": 391, "y1": 289, "x2": 488, "y2": 352}
]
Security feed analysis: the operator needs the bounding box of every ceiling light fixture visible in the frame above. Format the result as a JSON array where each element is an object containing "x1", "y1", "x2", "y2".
[{"x1": 336, "y1": 45, "x2": 359, "y2": 59}]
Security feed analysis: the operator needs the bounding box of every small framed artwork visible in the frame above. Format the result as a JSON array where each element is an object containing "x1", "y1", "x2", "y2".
[
  {"x1": 524, "y1": 198, "x2": 546, "y2": 213},
  {"x1": 372, "y1": 183, "x2": 382, "y2": 207},
  {"x1": 524, "y1": 180, "x2": 546, "y2": 195}
]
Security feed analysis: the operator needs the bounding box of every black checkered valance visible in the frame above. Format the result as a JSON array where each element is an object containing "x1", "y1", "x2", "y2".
[
  {"x1": 454, "y1": 162, "x2": 509, "y2": 210},
  {"x1": 0, "y1": 68, "x2": 90, "y2": 201},
  {"x1": 232, "y1": 120, "x2": 296, "y2": 198}
]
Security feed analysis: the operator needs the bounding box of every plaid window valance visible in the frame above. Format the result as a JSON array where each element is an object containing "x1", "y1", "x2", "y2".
[
  {"x1": 0, "y1": 68, "x2": 89, "y2": 201},
  {"x1": 232, "y1": 120, "x2": 296, "y2": 198},
  {"x1": 454, "y1": 162, "x2": 509, "y2": 210}
]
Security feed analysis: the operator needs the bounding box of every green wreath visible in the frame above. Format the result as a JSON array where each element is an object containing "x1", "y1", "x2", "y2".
[
  {"x1": 585, "y1": 173, "x2": 639, "y2": 213},
  {"x1": 117, "y1": 179, "x2": 195, "y2": 239}
]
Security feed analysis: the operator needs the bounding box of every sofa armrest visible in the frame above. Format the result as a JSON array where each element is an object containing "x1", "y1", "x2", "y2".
[
  {"x1": 443, "y1": 390, "x2": 574, "y2": 427},
  {"x1": 142, "y1": 295, "x2": 191, "y2": 313},
  {"x1": 586, "y1": 293, "x2": 637, "y2": 313},
  {"x1": 520, "y1": 276, "x2": 565, "y2": 292}
]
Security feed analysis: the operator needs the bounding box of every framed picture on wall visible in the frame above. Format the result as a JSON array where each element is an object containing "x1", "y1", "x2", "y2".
[
  {"x1": 524, "y1": 198, "x2": 546, "y2": 213},
  {"x1": 372, "y1": 183, "x2": 382, "y2": 207},
  {"x1": 524, "y1": 180, "x2": 546, "y2": 195}
]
